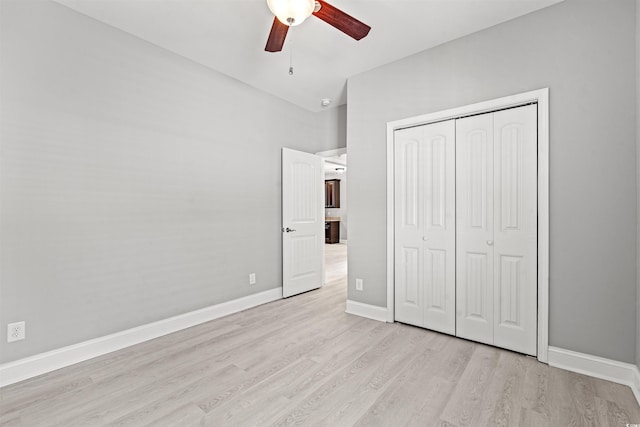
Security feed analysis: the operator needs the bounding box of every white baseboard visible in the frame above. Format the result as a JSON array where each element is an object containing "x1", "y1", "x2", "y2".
[
  {"x1": 339, "y1": 239, "x2": 347, "y2": 244},
  {"x1": 548, "y1": 346, "x2": 640, "y2": 405},
  {"x1": 345, "y1": 300, "x2": 388, "y2": 323},
  {"x1": 0, "y1": 288, "x2": 282, "y2": 387}
]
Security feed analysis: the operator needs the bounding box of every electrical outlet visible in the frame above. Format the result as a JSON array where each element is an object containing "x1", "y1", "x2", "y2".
[
  {"x1": 249, "y1": 273, "x2": 256, "y2": 285},
  {"x1": 355, "y1": 278, "x2": 363, "y2": 291},
  {"x1": 7, "y1": 321, "x2": 25, "y2": 342}
]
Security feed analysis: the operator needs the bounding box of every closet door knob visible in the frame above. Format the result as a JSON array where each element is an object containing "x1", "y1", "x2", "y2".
[{"x1": 487, "y1": 240, "x2": 494, "y2": 246}]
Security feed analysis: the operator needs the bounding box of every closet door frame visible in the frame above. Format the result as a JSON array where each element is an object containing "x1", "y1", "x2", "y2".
[{"x1": 385, "y1": 88, "x2": 550, "y2": 363}]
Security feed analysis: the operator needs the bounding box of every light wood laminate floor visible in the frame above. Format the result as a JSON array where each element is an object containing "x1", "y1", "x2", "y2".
[{"x1": 2, "y1": 243, "x2": 640, "y2": 426}]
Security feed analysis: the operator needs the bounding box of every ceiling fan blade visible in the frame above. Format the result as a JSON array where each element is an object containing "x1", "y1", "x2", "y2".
[
  {"x1": 313, "y1": 0, "x2": 371, "y2": 41},
  {"x1": 265, "y1": 17, "x2": 289, "y2": 52}
]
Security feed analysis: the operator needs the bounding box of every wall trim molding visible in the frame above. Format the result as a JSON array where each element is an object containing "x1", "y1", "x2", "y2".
[
  {"x1": 0, "y1": 288, "x2": 282, "y2": 387},
  {"x1": 548, "y1": 346, "x2": 640, "y2": 405},
  {"x1": 345, "y1": 300, "x2": 388, "y2": 322},
  {"x1": 385, "y1": 88, "x2": 550, "y2": 363}
]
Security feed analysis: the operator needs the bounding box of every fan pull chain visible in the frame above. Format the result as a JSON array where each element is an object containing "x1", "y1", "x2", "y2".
[
  {"x1": 286, "y1": 27, "x2": 295, "y2": 76},
  {"x1": 289, "y1": 44, "x2": 294, "y2": 76}
]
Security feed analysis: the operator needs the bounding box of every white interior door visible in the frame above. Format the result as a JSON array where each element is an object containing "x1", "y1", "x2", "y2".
[
  {"x1": 423, "y1": 121, "x2": 456, "y2": 334},
  {"x1": 394, "y1": 121, "x2": 456, "y2": 334},
  {"x1": 282, "y1": 148, "x2": 324, "y2": 298},
  {"x1": 394, "y1": 126, "x2": 425, "y2": 326},
  {"x1": 492, "y1": 105, "x2": 537, "y2": 355},
  {"x1": 456, "y1": 113, "x2": 495, "y2": 346},
  {"x1": 456, "y1": 105, "x2": 537, "y2": 356}
]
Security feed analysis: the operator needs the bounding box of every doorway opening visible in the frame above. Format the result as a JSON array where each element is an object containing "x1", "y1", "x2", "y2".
[{"x1": 317, "y1": 148, "x2": 348, "y2": 288}]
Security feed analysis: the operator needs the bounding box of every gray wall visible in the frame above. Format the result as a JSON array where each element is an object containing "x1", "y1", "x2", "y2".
[
  {"x1": 636, "y1": 0, "x2": 640, "y2": 369},
  {"x1": 321, "y1": 104, "x2": 347, "y2": 150},
  {"x1": 347, "y1": 0, "x2": 638, "y2": 363},
  {"x1": 0, "y1": 0, "x2": 342, "y2": 363}
]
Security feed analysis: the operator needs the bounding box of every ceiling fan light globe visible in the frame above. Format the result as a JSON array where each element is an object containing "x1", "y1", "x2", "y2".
[{"x1": 267, "y1": 0, "x2": 315, "y2": 27}]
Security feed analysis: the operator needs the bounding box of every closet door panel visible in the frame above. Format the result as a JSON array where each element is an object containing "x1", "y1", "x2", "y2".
[
  {"x1": 456, "y1": 114, "x2": 494, "y2": 345},
  {"x1": 423, "y1": 120, "x2": 456, "y2": 334},
  {"x1": 394, "y1": 121, "x2": 455, "y2": 331},
  {"x1": 394, "y1": 127, "x2": 424, "y2": 327},
  {"x1": 493, "y1": 104, "x2": 537, "y2": 356},
  {"x1": 422, "y1": 120, "x2": 456, "y2": 334}
]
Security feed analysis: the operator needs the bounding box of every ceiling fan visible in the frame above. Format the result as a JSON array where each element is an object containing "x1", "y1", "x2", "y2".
[{"x1": 265, "y1": 0, "x2": 371, "y2": 52}]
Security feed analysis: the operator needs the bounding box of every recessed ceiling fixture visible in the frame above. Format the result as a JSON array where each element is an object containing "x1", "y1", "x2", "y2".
[
  {"x1": 321, "y1": 98, "x2": 332, "y2": 107},
  {"x1": 265, "y1": 0, "x2": 371, "y2": 53}
]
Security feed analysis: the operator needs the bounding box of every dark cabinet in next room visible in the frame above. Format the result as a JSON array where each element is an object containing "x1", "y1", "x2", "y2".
[{"x1": 325, "y1": 179, "x2": 340, "y2": 208}]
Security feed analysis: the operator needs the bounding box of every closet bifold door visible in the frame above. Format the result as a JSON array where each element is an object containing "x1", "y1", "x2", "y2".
[
  {"x1": 455, "y1": 113, "x2": 495, "y2": 346},
  {"x1": 492, "y1": 105, "x2": 537, "y2": 356},
  {"x1": 394, "y1": 120, "x2": 456, "y2": 334},
  {"x1": 456, "y1": 104, "x2": 537, "y2": 356}
]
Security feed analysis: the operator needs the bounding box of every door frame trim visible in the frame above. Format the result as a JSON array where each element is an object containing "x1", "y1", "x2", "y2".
[{"x1": 385, "y1": 88, "x2": 550, "y2": 363}]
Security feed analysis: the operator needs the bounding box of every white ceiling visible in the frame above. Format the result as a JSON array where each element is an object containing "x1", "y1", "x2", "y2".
[{"x1": 53, "y1": 0, "x2": 563, "y2": 112}]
